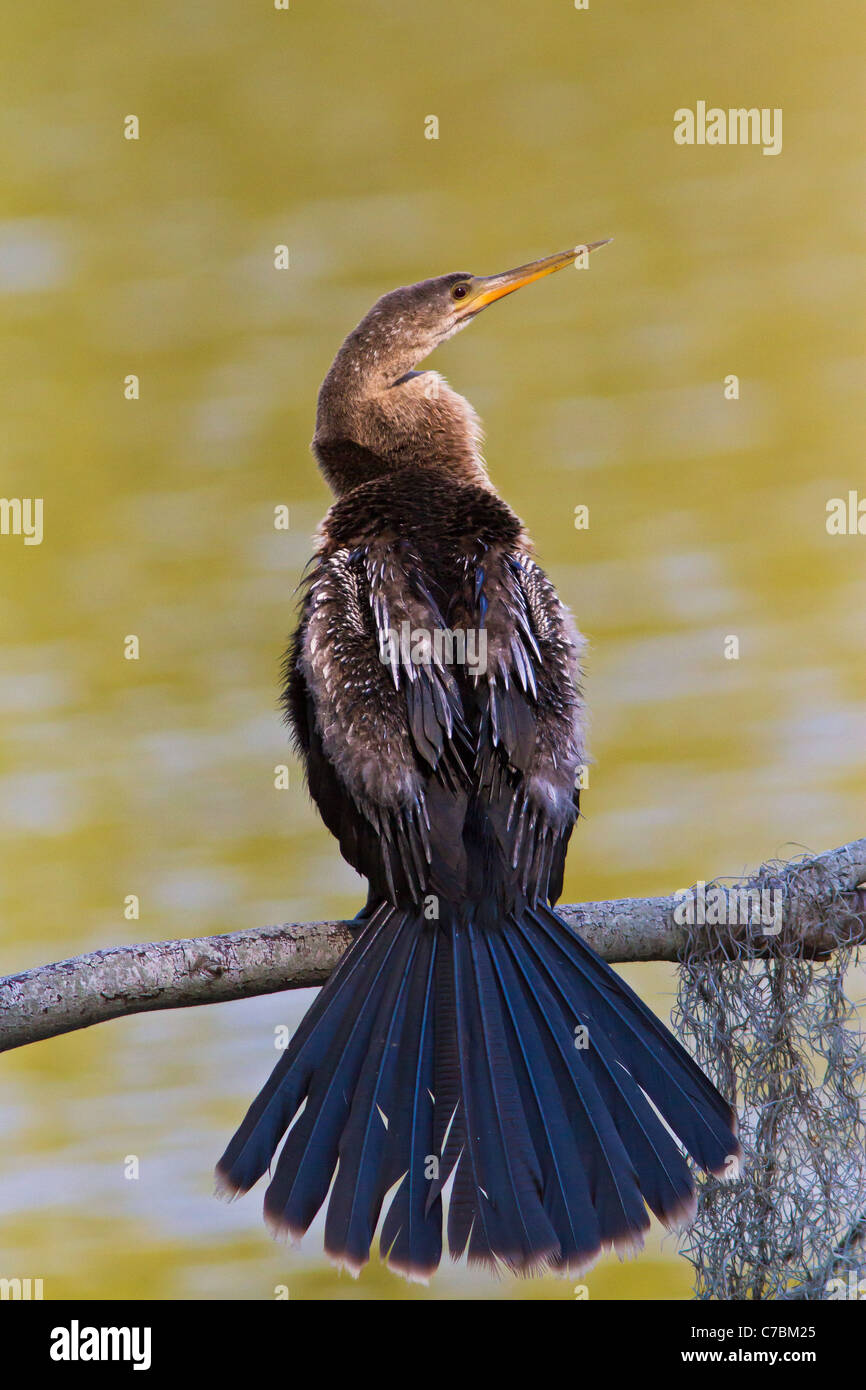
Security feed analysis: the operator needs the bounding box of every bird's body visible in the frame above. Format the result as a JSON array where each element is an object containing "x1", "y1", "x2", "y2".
[{"x1": 217, "y1": 247, "x2": 740, "y2": 1278}]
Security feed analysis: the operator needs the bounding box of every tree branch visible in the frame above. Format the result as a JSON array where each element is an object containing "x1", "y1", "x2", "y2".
[{"x1": 1, "y1": 837, "x2": 863, "y2": 1055}]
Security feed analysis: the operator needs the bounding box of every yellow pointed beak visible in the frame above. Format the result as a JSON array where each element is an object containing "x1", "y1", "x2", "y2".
[{"x1": 455, "y1": 241, "x2": 611, "y2": 317}]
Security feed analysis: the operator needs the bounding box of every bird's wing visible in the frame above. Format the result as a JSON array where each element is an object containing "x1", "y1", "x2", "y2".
[
  {"x1": 465, "y1": 548, "x2": 586, "y2": 906},
  {"x1": 285, "y1": 542, "x2": 472, "y2": 904}
]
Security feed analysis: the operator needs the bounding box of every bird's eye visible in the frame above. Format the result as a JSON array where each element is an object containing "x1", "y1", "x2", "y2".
[{"x1": 451, "y1": 283, "x2": 470, "y2": 301}]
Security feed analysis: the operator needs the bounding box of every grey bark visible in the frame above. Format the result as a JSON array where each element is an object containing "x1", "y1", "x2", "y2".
[{"x1": 1, "y1": 837, "x2": 863, "y2": 1055}]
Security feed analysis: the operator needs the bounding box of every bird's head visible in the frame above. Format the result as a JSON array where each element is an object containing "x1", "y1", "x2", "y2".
[{"x1": 314, "y1": 242, "x2": 610, "y2": 494}]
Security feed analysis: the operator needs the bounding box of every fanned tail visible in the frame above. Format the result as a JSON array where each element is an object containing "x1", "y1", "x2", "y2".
[{"x1": 216, "y1": 902, "x2": 740, "y2": 1278}]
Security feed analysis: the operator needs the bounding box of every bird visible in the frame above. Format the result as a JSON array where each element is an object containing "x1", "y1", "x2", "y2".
[{"x1": 215, "y1": 244, "x2": 741, "y2": 1280}]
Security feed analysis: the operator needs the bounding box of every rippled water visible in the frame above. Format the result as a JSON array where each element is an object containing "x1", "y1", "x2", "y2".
[{"x1": 1, "y1": 0, "x2": 863, "y2": 1299}]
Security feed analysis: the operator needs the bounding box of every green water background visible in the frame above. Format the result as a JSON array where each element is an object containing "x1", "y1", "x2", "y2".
[{"x1": 1, "y1": 0, "x2": 864, "y2": 1298}]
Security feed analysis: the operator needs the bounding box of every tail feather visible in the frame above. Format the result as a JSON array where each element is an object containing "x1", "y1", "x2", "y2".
[
  {"x1": 457, "y1": 922, "x2": 560, "y2": 1269},
  {"x1": 528, "y1": 905, "x2": 738, "y2": 1175},
  {"x1": 427, "y1": 937, "x2": 464, "y2": 1211},
  {"x1": 379, "y1": 930, "x2": 441, "y2": 1278},
  {"x1": 509, "y1": 919, "x2": 696, "y2": 1228},
  {"x1": 444, "y1": 919, "x2": 511, "y2": 1264},
  {"x1": 216, "y1": 901, "x2": 740, "y2": 1278},
  {"x1": 485, "y1": 930, "x2": 603, "y2": 1269},
  {"x1": 323, "y1": 918, "x2": 423, "y2": 1269},
  {"x1": 216, "y1": 904, "x2": 394, "y2": 1195},
  {"x1": 504, "y1": 926, "x2": 651, "y2": 1249},
  {"x1": 261, "y1": 921, "x2": 410, "y2": 1238}
]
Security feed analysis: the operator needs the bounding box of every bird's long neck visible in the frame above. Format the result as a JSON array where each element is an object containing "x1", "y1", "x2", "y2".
[{"x1": 313, "y1": 332, "x2": 492, "y2": 498}]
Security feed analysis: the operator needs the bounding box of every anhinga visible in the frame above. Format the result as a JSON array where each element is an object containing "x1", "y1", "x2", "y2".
[{"x1": 216, "y1": 245, "x2": 740, "y2": 1279}]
